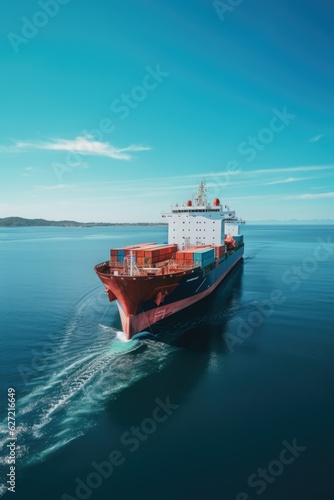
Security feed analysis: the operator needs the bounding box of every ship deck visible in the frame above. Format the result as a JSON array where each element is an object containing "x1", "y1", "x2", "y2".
[{"x1": 95, "y1": 260, "x2": 199, "y2": 278}]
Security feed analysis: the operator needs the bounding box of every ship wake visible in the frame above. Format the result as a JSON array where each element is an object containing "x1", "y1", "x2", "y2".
[{"x1": 0, "y1": 287, "x2": 176, "y2": 479}]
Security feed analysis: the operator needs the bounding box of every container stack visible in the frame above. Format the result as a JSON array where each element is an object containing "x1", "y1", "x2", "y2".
[
  {"x1": 213, "y1": 244, "x2": 226, "y2": 259},
  {"x1": 136, "y1": 244, "x2": 177, "y2": 266},
  {"x1": 193, "y1": 248, "x2": 215, "y2": 268},
  {"x1": 110, "y1": 242, "x2": 156, "y2": 265},
  {"x1": 175, "y1": 248, "x2": 196, "y2": 265},
  {"x1": 110, "y1": 243, "x2": 177, "y2": 267},
  {"x1": 124, "y1": 242, "x2": 156, "y2": 252},
  {"x1": 175, "y1": 247, "x2": 216, "y2": 268},
  {"x1": 110, "y1": 248, "x2": 123, "y2": 265}
]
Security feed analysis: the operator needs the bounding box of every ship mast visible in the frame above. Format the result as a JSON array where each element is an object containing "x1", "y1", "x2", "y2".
[{"x1": 195, "y1": 179, "x2": 207, "y2": 206}]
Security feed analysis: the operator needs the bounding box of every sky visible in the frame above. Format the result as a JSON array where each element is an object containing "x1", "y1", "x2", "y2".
[{"x1": 0, "y1": 0, "x2": 333, "y2": 222}]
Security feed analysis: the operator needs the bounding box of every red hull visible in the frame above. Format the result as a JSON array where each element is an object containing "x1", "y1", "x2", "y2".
[
  {"x1": 95, "y1": 263, "x2": 195, "y2": 338},
  {"x1": 95, "y1": 254, "x2": 242, "y2": 340}
]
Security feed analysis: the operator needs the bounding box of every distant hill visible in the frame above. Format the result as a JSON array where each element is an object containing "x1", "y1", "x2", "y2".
[
  {"x1": 0, "y1": 217, "x2": 333, "y2": 227},
  {"x1": 0, "y1": 217, "x2": 165, "y2": 227}
]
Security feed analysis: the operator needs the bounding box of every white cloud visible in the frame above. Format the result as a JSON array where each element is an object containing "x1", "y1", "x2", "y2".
[
  {"x1": 0, "y1": 145, "x2": 19, "y2": 153},
  {"x1": 0, "y1": 137, "x2": 151, "y2": 161},
  {"x1": 22, "y1": 166, "x2": 35, "y2": 177},
  {"x1": 308, "y1": 134, "x2": 325, "y2": 143},
  {"x1": 263, "y1": 176, "x2": 297, "y2": 185},
  {"x1": 221, "y1": 194, "x2": 280, "y2": 201},
  {"x1": 285, "y1": 192, "x2": 334, "y2": 200},
  {"x1": 261, "y1": 176, "x2": 319, "y2": 186},
  {"x1": 69, "y1": 166, "x2": 333, "y2": 191},
  {"x1": 243, "y1": 165, "x2": 334, "y2": 175},
  {"x1": 35, "y1": 184, "x2": 74, "y2": 191},
  {"x1": 150, "y1": 165, "x2": 334, "y2": 183}
]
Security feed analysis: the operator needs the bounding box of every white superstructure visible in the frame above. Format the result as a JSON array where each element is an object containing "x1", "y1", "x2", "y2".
[{"x1": 162, "y1": 180, "x2": 244, "y2": 250}]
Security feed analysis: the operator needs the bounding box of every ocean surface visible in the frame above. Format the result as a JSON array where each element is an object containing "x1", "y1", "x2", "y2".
[{"x1": 0, "y1": 225, "x2": 333, "y2": 500}]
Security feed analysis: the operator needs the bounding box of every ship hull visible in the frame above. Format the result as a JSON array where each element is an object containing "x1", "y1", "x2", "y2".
[{"x1": 95, "y1": 245, "x2": 244, "y2": 340}]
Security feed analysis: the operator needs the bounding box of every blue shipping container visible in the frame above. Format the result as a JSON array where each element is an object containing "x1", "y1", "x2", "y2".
[{"x1": 193, "y1": 249, "x2": 214, "y2": 261}]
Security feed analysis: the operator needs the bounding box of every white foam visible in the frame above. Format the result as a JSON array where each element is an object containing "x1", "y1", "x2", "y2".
[
  {"x1": 32, "y1": 348, "x2": 126, "y2": 431},
  {"x1": 0, "y1": 285, "x2": 178, "y2": 471},
  {"x1": 28, "y1": 433, "x2": 84, "y2": 465},
  {"x1": 116, "y1": 330, "x2": 129, "y2": 343},
  {"x1": 98, "y1": 323, "x2": 115, "y2": 331}
]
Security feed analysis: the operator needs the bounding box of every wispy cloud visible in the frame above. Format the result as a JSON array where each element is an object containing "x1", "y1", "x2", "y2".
[
  {"x1": 153, "y1": 165, "x2": 334, "y2": 183},
  {"x1": 308, "y1": 134, "x2": 325, "y2": 143},
  {"x1": 71, "y1": 165, "x2": 334, "y2": 188},
  {"x1": 45, "y1": 168, "x2": 334, "y2": 199},
  {"x1": 243, "y1": 165, "x2": 334, "y2": 175},
  {"x1": 0, "y1": 145, "x2": 19, "y2": 153},
  {"x1": 262, "y1": 176, "x2": 297, "y2": 185},
  {"x1": 22, "y1": 166, "x2": 35, "y2": 177},
  {"x1": 0, "y1": 137, "x2": 151, "y2": 161},
  {"x1": 262, "y1": 176, "x2": 318, "y2": 186},
  {"x1": 285, "y1": 192, "x2": 334, "y2": 200},
  {"x1": 35, "y1": 184, "x2": 74, "y2": 191}
]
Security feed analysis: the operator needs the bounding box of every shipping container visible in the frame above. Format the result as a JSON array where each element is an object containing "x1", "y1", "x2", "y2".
[
  {"x1": 176, "y1": 252, "x2": 193, "y2": 261},
  {"x1": 213, "y1": 244, "x2": 226, "y2": 259},
  {"x1": 110, "y1": 243, "x2": 157, "y2": 258},
  {"x1": 192, "y1": 248, "x2": 215, "y2": 268},
  {"x1": 193, "y1": 248, "x2": 215, "y2": 260},
  {"x1": 144, "y1": 245, "x2": 177, "y2": 261}
]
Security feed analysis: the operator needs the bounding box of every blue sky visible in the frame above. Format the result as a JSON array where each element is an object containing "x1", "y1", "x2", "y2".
[{"x1": 0, "y1": 0, "x2": 333, "y2": 222}]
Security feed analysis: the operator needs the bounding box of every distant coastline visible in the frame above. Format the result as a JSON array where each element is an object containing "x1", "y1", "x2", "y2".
[
  {"x1": 0, "y1": 217, "x2": 166, "y2": 227},
  {"x1": 0, "y1": 217, "x2": 333, "y2": 227}
]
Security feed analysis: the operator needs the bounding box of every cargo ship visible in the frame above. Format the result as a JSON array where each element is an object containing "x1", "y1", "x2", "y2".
[{"x1": 94, "y1": 180, "x2": 245, "y2": 340}]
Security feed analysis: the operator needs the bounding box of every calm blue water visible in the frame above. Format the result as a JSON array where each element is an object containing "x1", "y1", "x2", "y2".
[{"x1": 0, "y1": 225, "x2": 333, "y2": 500}]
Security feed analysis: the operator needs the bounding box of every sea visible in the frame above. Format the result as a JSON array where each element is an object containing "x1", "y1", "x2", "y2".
[{"x1": 0, "y1": 224, "x2": 333, "y2": 500}]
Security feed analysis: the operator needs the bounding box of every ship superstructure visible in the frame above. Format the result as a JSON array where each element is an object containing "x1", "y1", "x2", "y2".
[
  {"x1": 94, "y1": 180, "x2": 245, "y2": 339},
  {"x1": 164, "y1": 179, "x2": 242, "y2": 249}
]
